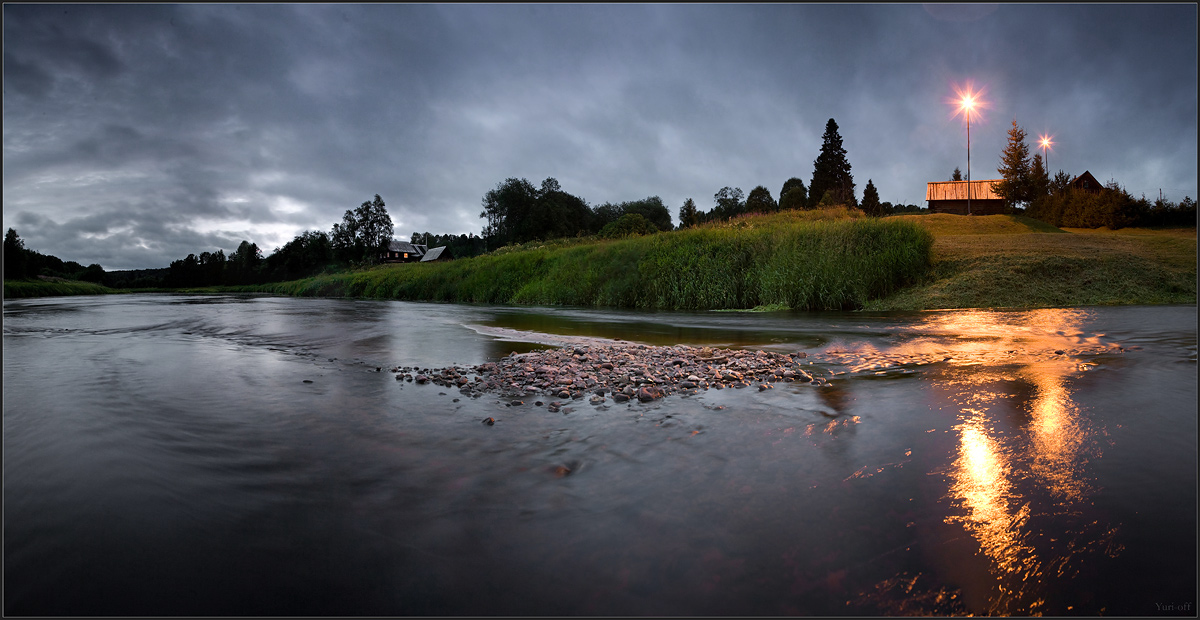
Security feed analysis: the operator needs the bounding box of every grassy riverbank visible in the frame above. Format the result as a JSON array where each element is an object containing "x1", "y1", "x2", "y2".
[
  {"x1": 3, "y1": 278, "x2": 117, "y2": 299},
  {"x1": 253, "y1": 208, "x2": 933, "y2": 311},
  {"x1": 863, "y1": 215, "x2": 1196, "y2": 310},
  {"x1": 9, "y1": 211, "x2": 1192, "y2": 311}
]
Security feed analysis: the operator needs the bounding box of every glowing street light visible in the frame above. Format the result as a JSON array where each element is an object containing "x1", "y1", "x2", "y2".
[
  {"x1": 948, "y1": 83, "x2": 987, "y2": 216},
  {"x1": 961, "y1": 95, "x2": 976, "y2": 214},
  {"x1": 1039, "y1": 134, "x2": 1054, "y2": 172}
]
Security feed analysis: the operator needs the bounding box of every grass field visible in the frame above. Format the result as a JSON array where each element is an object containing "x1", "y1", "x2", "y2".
[{"x1": 863, "y1": 214, "x2": 1196, "y2": 310}]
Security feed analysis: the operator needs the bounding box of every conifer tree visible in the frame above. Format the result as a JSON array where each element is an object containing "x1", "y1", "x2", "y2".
[
  {"x1": 1028, "y1": 154, "x2": 1050, "y2": 201},
  {"x1": 951, "y1": 167, "x2": 963, "y2": 182},
  {"x1": 992, "y1": 120, "x2": 1031, "y2": 209},
  {"x1": 861, "y1": 179, "x2": 883, "y2": 216},
  {"x1": 678, "y1": 198, "x2": 700, "y2": 229},
  {"x1": 809, "y1": 119, "x2": 856, "y2": 208}
]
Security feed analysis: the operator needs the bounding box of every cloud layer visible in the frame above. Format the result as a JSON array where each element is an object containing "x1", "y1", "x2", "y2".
[{"x1": 4, "y1": 4, "x2": 1196, "y2": 270}]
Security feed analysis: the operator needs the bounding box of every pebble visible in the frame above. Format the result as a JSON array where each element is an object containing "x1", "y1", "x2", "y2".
[{"x1": 398, "y1": 343, "x2": 823, "y2": 404}]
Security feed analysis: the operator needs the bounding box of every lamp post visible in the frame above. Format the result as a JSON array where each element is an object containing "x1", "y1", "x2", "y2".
[
  {"x1": 1039, "y1": 135, "x2": 1053, "y2": 172},
  {"x1": 960, "y1": 94, "x2": 976, "y2": 215}
]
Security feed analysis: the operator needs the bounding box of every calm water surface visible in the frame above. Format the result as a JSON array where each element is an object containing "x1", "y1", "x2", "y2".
[{"x1": 3, "y1": 295, "x2": 1196, "y2": 615}]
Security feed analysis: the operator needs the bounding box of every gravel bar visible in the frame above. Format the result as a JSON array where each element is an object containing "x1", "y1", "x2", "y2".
[{"x1": 390, "y1": 343, "x2": 828, "y2": 409}]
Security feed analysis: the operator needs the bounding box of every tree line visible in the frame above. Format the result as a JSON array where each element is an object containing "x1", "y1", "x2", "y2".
[
  {"x1": 478, "y1": 176, "x2": 674, "y2": 248},
  {"x1": 991, "y1": 120, "x2": 1196, "y2": 228},
  {"x1": 478, "y1": 118, "x2": 926, "y2": 248},
  {"x1": 156, "y1": 194, "x2": 400, "y2": 288},
  {"x1": 3, "y1": 228, "x2": 106, "y2": 283}
]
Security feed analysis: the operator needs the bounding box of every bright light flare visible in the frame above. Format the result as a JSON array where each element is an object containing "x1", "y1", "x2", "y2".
[
  {"x1": 1039, "y1": 134, "x2": 1054, "y2": 151},
  {"x1": 946, "y1": 82, "x2": 989, "y2": 124}
]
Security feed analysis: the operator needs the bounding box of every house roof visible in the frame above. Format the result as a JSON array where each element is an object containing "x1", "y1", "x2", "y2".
[
  {"x1": 926, "y1": 180, "x2": 1004, "y2": 201},
  {"x1": 419, "y1": 246, "x2": 449, "y2": 262},
  {"x1": 386, "y1": 240, "x2": 424, "y2": 255},
  {"x1": 1070, "y1": 170, "x2": 1102, "y2": 190}
]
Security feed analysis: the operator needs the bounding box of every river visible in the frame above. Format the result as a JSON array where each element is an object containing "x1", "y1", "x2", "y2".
[{"x1": 3, "y1": 294, "x2": 1196, "y2": 615}]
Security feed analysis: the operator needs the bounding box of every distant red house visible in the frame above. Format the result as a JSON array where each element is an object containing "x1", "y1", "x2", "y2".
[{"x1": 926, "y1": 179, "x2": 1006, "y2": 215}]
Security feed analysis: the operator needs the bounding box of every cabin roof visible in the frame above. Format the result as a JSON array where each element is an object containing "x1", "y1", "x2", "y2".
[
  {"x1": 419, "y1": 246, "x2": 449, "y2": 262},
  {"x1": 1070, "y1": 170, "x2": 1102, "y2": 190},
  {"x1": 386, "y1": 240, "x2": 425, "y2": 255}
]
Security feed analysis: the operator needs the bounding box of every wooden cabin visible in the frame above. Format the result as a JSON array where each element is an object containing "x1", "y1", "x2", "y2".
[
  {"x1": 419, "y1": 246, "x2": 453, "y2": 262},
  {"x1": 1071, "y1": 170, "x2": 1104, "y2": 193},
  {"x1": 926, "y1": 179, "x2": 1006, "y2": 215},
  {"x1": 380, "y1": 240, "x2": 427, "y2": 263}
]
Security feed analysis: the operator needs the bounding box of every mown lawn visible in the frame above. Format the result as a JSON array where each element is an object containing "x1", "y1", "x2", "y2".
[{"x1": 865, "y1": 215, "x2": 1196, "y2": 310}]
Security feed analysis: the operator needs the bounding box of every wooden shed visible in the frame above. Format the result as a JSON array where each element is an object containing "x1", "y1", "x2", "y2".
[{"x1": 926, "y1": 179, "x2": 1006, "y2": 215}]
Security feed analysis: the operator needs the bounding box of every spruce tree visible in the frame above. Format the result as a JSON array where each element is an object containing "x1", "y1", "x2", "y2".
[
  {"x1": 992, "y1": 120, "x2": 1032, "y2": 210},
  {"x1": 809, "y1": 119, "x2": 855, "y2": 208},
  {"x1": 951, "y1": 167, "x2": 963, "y2": 182},
  {"x1": 678, "y1": 198, "x2": 700, "y2": 229},
  {"x1": 861, "y1": 179, "x2": 882, "y2": 217},
  {"x1": 1028, "y1": 154, "x2": 1050, "y2": 201}
]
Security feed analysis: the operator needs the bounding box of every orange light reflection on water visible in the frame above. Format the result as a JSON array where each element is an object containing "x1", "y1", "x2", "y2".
[
  {"x1": 932, "y1": 309, "x2": 1099, "y2": 613},
  {"x1": 827, "y1": 308, "x2": 1113, "y2": 614}
]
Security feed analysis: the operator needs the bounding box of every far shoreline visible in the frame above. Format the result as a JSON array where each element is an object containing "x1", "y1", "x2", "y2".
[{"x1": 5, "y1": 215, "x2": 1195, "y2": 311}]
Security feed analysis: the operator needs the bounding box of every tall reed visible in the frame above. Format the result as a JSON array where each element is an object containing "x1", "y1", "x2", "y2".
[
  {"x1": 255, "y1": 212, "x2": 933, "y2": 311},
  {"x1": 3, "y1": 280, "x2": 115, "y2": 298}
]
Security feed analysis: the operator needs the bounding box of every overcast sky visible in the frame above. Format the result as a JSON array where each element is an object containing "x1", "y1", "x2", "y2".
[{"x1": 4, "y1": 4, "x2": 1197, "y2": 270}]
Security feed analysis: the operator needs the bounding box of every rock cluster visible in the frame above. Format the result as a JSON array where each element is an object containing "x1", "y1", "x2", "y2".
[{"x1": 390, "y1": 343, "x2": 828, "y2": 405}]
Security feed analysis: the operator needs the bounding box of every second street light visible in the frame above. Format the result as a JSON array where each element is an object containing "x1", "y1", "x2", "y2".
[{"x1": 1040, "y1": 134, "x2": 1054, "y2": 172}]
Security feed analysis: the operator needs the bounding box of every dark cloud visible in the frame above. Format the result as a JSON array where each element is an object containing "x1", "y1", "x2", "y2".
[{"x1": 3, "y1": 4, "x2": 1196, "y2": 270}]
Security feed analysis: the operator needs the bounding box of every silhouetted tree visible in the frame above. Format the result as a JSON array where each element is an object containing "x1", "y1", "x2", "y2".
[
  {"x1": 993, "y1": 120, "x2": 1032, "y2": 210},
  {"x1": 4, "y1": 228, "x2": 27, "y2": 280},
  {"x1": 745, "y1": 186, "x2": 778, "y2": 214},
  {"x1": 1050, "y1": 170, "x2": 1073, "y2": 196},
  {"x1": 809, "y1": 119, "x2": 856, "y2": 207},
  {"x1": 678, "y1": 198, "x2": 700, "y2": 229},
  {"x1": 780, "y1": 177, "x2": 807, "y2": 207},
  {"x1": 265, "y1": 231, "x2": 331, "y2": 280},
  {"x1": 779, "y1": 187, "x2": 808, "y2": 211},
  {"x1": 712, "y1": 186, "x2": 745, "y2": 220},
  {"x1": 480, "y1": 177, "x2": 539, "y2": 248},
  {"x1": 1028, "y1": 154, "x2": 1050, "y2": 204},
  {"x1": 331, "y1": 194, "x2": 393, "y2": 263},
  {"x1": 861, "y1": 179, "x2": 883, "y2": 217},
  {"x1": 951, "y1": 167, "x2": 963, "y2": 182},
  {"x1": 615, "y1": 196, "x2": 671, "y2": 232},
  {"x1": 591, "y1": 202, "x2": 624, "y2": 231}
]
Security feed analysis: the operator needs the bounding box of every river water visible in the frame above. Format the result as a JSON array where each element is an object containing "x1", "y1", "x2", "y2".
[{"x1": 3, "y1": 294, "x2": 1196, "y2": 615}]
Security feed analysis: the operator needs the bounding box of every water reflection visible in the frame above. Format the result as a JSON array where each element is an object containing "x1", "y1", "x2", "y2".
[
  {"x1": 920, "y1": 309, "x2": 1105, "y2": 614},
  {"x1": 819, "y1": 308, "x2": 1117, "y2": 613}
]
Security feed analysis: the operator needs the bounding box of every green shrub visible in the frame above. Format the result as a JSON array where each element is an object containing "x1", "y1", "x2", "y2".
[{"x1": 598, "y1": 213, "x2": 658, "y2": 239}]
